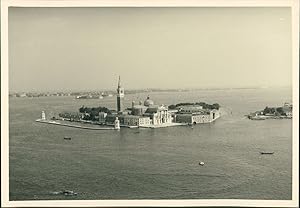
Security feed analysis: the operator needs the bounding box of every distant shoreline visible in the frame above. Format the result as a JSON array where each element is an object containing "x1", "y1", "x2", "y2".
[{"x1": 9, "y1": 86, "x2": 292, "y2": 98}]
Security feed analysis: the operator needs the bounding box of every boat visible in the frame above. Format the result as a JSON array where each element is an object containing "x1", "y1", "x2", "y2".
[
  {"x1": 62, "y1": 190, "x2": 77, "y2": 196},
  {"x1": 199, "y1": 162, "x2": 205, "y2": 166},
  {"x1": 260, "y1": 152, "x2": 274, "y2": 155},
  {"x1": 51, "y1": 191, "x2": 61, "y2": 195},
  {"x1": 51, "y1": 190, "x2": 77, "y2": 196},
  {"x1": 64, "y1": 137, "x2": 71, "y2": 140}
]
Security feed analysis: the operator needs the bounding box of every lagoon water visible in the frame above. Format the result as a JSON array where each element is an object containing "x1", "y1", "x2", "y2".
[{"x1": 9, "y1": 87, "x2": 292, "y2": 200}]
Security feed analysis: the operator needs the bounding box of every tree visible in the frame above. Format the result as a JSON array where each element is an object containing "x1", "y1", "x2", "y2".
[
  {"x1": 263, "y1": 106, "x2": 276, "y2": 115},
  {"x1": 212, "y1": 103, "x2": 220, "y2": 110},
  {"x1": 168, "y1": 104, "x2": 176, "y2": 109},
  {"x1": 78, "y1": 106, "x2": 112, "y2": 120},
  {"x1": 79, "y1": 106, "x2": 86, "y2": 113},
  {"x1": 171, "y1": 102, "x2": 220, "y2": 110},
  {"x1": 276, "y1": 107, "x2": 285, "y2": 115}
]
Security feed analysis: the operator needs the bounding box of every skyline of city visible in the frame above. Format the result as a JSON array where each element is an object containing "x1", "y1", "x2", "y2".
[{"x1": 8, "y1": 84, "x2": 292, "y2": 94}]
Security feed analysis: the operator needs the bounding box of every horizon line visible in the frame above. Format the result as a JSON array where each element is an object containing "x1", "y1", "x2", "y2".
[{"x1": 9, "y1": 85, "x2": 292, "y2": 93}]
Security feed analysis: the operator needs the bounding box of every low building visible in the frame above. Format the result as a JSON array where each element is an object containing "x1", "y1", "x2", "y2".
[
  {"x1": 285, "y1": 111, "x2": 292, "y2": 117},
  {"x1": 105, "y1": 114, "x2": 150, "y2": 127},
  {"x1": 282, "y1": 102, "x2": 292, "y2": 117},
  {"x1": 123, "y1": 115, "x2": 151, "y2": 126},
  {"x1": 283, "y1": 102, "x2": 292, "y2": 108},
  {"x1": 177, "y1": 105, "x2": 203, "y2": 113},
  {"x1": 175, "y1": 108, "x2": 220, "y2": 124}
]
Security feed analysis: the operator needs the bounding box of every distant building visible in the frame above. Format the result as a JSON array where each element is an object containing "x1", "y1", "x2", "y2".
[
  {"x1": 105, "y1": 114, "x2": 150, "y2": 127},
  {"x1": 143, "y1": 105, "x2": 172, "y2": 125},
  {"x1": 116, "y1": 76, "x2": 124, "y2": 112},
  {"x1": 110, "y1": 80, "x2": 173, "y2": 126},
  {"x1": 107, "y1": 77, "x2": 220, "y2": 127},
  {"x1": 123, "y1": 115, "x2": 151, "y2": 126},
  {"x1": 282, "y1": 102, "x2": 292, "y2": 117},
  {"x1": 130, "y1": 96, "x2": 173, "y2": 125},
  {"x1": 283, "y1": 102, "x2": 292, "y2": 108},
  {"x1": 131, "y1": 105, "x2": 148, "y2": 116},
  {"x1": 175, "y1": 107, "x2": 220, "y2": 124},
  {"x1": 177, "y1": 105, "x2": 203, "y2": 113}
]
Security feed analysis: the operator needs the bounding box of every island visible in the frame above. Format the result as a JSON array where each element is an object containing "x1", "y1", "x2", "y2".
[
  {"x1": 247, "y1": 102, "x2": 292, "y2": 120},
  {"x1": 36, "y1": 76, "x2": 221, "y2": 129}
]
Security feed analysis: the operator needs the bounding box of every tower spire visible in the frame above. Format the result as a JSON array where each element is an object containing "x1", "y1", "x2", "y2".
[{"x1": 118, "y1": 75, "x2": 121, "y2": 88}]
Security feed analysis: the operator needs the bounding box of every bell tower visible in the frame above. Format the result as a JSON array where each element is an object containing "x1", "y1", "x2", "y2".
[{"x1": 116, "y1": 76, "x2": 124, "y2": 112}]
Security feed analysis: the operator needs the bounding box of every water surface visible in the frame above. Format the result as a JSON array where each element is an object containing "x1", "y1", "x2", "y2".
[{"x1": 9, "y1": 87, "x2": 292, "y2": 200}]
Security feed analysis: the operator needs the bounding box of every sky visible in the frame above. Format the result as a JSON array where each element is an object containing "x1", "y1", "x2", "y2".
[{"x1": 8, "y1": 7, "x2": 292, "y2": 92}]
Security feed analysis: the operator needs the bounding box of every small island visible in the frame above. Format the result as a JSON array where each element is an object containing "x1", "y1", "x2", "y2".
[
  {"x1": 247, "y1": 102, "x2": 292, "y2": 120},
  {"x1": 37, "y1": 77, "x2": 221, "y2": 129},
  {"x1": 55, "y1": 99, "x2": 221, "y2": 128}
]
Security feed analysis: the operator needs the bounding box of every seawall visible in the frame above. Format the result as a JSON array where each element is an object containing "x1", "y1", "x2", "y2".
[{"x1": 35, "y1": 119, "x2": 116, "y2": 130}]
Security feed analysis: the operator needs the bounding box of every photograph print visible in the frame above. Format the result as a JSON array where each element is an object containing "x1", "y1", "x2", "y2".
[{"x1": 1, "y1": 0, "x2": 299, "y2": 207}]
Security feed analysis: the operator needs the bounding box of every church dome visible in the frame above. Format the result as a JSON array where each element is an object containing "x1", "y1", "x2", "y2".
[{"x1": 144, "y1": 96, "x2": 154, "y2": 107}]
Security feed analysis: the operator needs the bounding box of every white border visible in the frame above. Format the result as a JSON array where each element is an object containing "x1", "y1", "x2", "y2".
[
  {"x1": 1, "y1": 0, "x2": 298, "y2": 7},
  {"x1": 1, "y1": 0, "x2": 299, "y2": 207}
]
